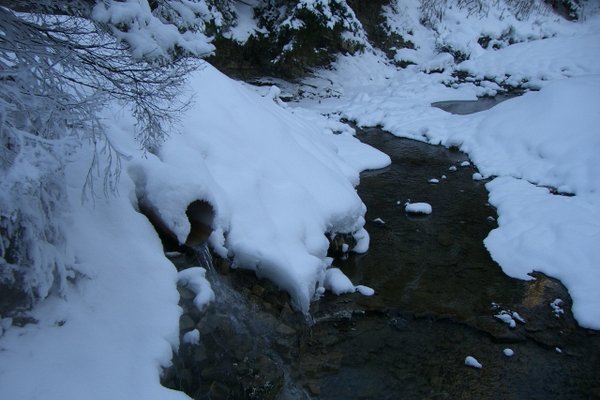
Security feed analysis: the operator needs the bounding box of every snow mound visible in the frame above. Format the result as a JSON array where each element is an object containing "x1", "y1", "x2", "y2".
[
  {"x1": 405, "y1": 202, "x2": 433, "y2": 215},
  {"x1": 324, "y1": 268, "x2": 375, "y2": 297},
  {"x1": 137, "y1": 64, "x2": 389, "y2": 312},
  {"x1": 178, "y1": 267, "x2": 215, "y2": 311}
]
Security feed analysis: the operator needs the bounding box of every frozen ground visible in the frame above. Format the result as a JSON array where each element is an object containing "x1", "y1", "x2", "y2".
[{"x1": 294, "y1": 6, "x2": 600, "y2": 329}]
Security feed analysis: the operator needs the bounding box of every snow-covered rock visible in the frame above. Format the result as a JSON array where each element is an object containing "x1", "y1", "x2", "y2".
[{"x1": 405, "y1": 202, "x2": 433, "y2": 215}]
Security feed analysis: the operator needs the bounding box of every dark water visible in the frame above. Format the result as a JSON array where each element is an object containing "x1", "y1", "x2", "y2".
[
  {"x1": 164, "y1": 123, "x2": 600, "y2": 399},
  {"x1": 300, "y1": 130, "x2": 600, "y2": 399}
]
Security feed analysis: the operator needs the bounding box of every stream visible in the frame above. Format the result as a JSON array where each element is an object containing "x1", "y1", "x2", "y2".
[{"x1": 162, "y1": 99, "x2": 600, "y2": 400}]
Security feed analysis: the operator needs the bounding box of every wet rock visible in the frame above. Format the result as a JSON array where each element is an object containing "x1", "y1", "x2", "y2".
[
  {"x1": 208, "y1": 381, "x2": 231, "y2": 400},
  {"x1": 251, "y1": 284, "x2": 266, "y2": 297},
  {"x1": 178, "y1": 286, "x2": 196, "y2": 301},
  {"x1": 307, "y1": 381, "x2": 321, "y2": 396},
  {"x1": 276, "y1": 323, "x2": 296, "y2": 336},
  {"x1": 179, "y1": 314, "x2": 195, "y2": 333}
]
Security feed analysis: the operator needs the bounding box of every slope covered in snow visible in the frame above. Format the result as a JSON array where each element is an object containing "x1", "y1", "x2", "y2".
[{"x1": 0, "y1": 62, "x2": 389, "y2": 398}]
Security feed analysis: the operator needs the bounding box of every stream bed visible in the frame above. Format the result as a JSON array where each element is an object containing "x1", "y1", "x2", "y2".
[{"x1": 163, "y1": 124, "x2": 600, "y2": 399}]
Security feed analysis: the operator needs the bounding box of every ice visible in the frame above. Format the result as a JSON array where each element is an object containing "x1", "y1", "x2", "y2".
[
  {"x1": 503, "y1": 348, "x2": 514, "y2": 357},
  {"x1": 373, "y1": 217, "x2": 386, "y2": 224},
  {"x1": 429, "y1": 178, "x2": 440, "y2": 184},
  {"x1": 449, "y1": 166, "x2": 458, "y2": 172},
  {"x1": 405, "y1": 202, "x2": 433, "y2": 215},
  {"x1": 460, "y1": 161, "x2": 471, "y2": 167},
  {"x1": 472, "y1": 172, "x2": 484, "y2": 181},
  {"x1": 465, "y1": 356, "x2": 482, "y2": 369}
]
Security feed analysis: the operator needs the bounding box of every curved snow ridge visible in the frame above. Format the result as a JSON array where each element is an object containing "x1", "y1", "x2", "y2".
[{"x1": 156, "y1": 64, "x2": 388, "y2": 312}]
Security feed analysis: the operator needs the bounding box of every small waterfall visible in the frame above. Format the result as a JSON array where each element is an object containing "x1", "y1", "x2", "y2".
[{"x1": 163, "y1": 243, "x2": 310, "y2": 400}]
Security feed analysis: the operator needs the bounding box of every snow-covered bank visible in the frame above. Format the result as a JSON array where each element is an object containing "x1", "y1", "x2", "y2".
[
  {"x1": 1, "y1": 60, "x2": 390, "y2": 399},
  {"x1": 294, "y1": 8, "x2": 600, "y2": 328},
  {"x1": 0, "y1": 150, "x2": 188, "y2": 400},
  {"x1": 147, "y1": 65, "x2": 389, "y2": 312}
]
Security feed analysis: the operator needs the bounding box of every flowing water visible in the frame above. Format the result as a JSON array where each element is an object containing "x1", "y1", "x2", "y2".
[{"x1": 163, "y1": 98, "x2": 600, "y2": 399}]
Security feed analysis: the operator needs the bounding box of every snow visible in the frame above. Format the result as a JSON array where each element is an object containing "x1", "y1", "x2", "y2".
[
  {"x1": 182, "y1": 329, "x2": 200, "y2": 345},
  {"x1": 405, "y1": 202, "x2": 433, "y2": 215},
  {"x1": 0, "y1": 146, "x2": 188, "y2": 400},
  {"x1": 224, "y1": 0, "x2": 264, "y2": 43},
  {"x1": 495, "y1": 311, "x2": 516, "y2": 329},
  {"x1": 133, "y1": 64, "x2": 389, "y2": 313},
  {"x1": 511, "y1": 311, "x2": 526, "y2": 324},
  {"x1": 324, "y1": 268, "x2": 356, "y2": 295},
  {"x1": 0, "y1": 44, "x2": 390, "y2": 399},
  {"x1": 550, "y1": 298, "x2": 565, "y2": 317},
  {"x1": 323, "y1": 268, "x2": 375, "y2": 297},
  {"x1": 3, "y1": 3, "x2": 600, "y2": 399},
  {"x1": 465, "y1": 356, "x2": 482, "y2": 369},
  {"x1": 503, "y1": 348, "x2": 514, "y2": 357},
  {"x1": 178, "y1": 267, "x2": 214, "y2": 311},
  {"x1": 429, "y1": 178, "x2": 440, "y2": 184},
  {"x1": 293, "y1": 4, "x2": 600, "y2": 329},
  {"x1": 355, "y1": 285, "x2": 375, "y2": 296}
]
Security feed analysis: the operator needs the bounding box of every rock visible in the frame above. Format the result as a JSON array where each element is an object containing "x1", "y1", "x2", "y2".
[
  {"x1": 276, "y1": 323, "x2": 296, "y2": 336},
  {"x1": 179, "y1": 314, "x2": 195, "y2": 333},
  {"x1": 178, "y1": 286, "x2": 196, "y2": 301},
  {"x1": 307, "y1": 381, "x2": 321, "y2": 396},
  {"x1": 252, "y1": 284, "x2": 266, "y2": 297},
  {"x1": 208, "y1": 381, "x2": 231, "y2": 400}
]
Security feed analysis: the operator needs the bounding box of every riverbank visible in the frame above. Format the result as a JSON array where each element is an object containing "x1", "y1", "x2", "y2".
[{"x1": 164, "y1": 129, "x2": 600, "y2": 399}]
